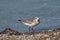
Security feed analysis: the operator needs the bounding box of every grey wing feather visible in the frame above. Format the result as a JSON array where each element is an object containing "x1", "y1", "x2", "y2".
[{"x1": 22, "y1": 18, "x2": 35, "y2": 24}]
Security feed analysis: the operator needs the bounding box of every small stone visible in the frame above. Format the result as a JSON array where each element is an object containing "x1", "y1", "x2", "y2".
[{"x1": 46, "y1": 38, "x2": 50, "y2": 40}]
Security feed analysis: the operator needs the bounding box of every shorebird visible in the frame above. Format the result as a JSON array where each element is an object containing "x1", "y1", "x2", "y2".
[{"x1": 18, "y1": 17, "x2": 40, "y2": 32}]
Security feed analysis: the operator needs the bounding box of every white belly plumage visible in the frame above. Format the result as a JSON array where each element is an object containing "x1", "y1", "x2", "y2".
[{"x1": 22, "y1": 22, "x2": 37, "y2": 27}]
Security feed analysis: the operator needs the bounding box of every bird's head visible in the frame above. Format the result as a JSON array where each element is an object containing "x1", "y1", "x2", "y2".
[
  {"x1": 35, "y1": 17, "x2": 40, "y2": 23},
  {"x1": 35, "y1": 17, "x2": 40, "y2": 20}
]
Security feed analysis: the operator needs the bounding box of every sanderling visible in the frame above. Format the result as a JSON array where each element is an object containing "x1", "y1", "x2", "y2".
[{"x1": 18, "y1": 17, "x2": 40, "y2": 32}]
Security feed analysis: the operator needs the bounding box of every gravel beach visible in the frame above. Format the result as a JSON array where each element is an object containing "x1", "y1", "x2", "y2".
[{"x1": 0, "y1": 28, "x2": 60, "y2": 40}]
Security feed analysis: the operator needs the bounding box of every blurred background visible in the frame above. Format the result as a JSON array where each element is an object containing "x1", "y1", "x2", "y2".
[{"x1": 0, "y1": 0, "x2": 60, "y2": 32}]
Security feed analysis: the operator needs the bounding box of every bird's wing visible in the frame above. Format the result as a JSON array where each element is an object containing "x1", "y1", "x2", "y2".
[{"x1": 22, "y1": 18, "x2": 35, "y2": 24}]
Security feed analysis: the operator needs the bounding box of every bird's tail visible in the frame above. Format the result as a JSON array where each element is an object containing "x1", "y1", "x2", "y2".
[{"x1": 18, "y1": 20, "x2": 22, "y2": 21}]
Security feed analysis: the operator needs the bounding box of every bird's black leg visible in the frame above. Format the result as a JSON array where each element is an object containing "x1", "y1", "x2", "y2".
[
  {"x1": 29, "y1": 27, "x2": 31, "y2": 33},
  {"x1": 32, "y1": 27, "x2": 34, "y2": 32},
  {"x1": 31, "y1": 27, "x2": 35, "y2": 34}
]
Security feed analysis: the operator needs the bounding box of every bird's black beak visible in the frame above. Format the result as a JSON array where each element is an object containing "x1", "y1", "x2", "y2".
[{"x1": 38, "y1": 20, "x2": 40, "y2": 23}]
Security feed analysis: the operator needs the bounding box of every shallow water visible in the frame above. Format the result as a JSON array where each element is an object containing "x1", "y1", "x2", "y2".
[{"x1": 0, "y1": 0, "x2": 60, "y2": 32}]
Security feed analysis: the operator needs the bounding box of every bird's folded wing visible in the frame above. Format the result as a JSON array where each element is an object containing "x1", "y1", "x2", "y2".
[{"x1": 22, "y1": 18, "x2": 35, "y2": 24}]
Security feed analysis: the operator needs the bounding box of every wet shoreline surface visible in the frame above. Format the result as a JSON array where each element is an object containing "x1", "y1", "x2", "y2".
[
  {"x1": 0, "y1": 28, "x2": 60, "y2": 40},
  {"x1": 0, "y1": 0, "x2": 60, "y2": 32}
]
